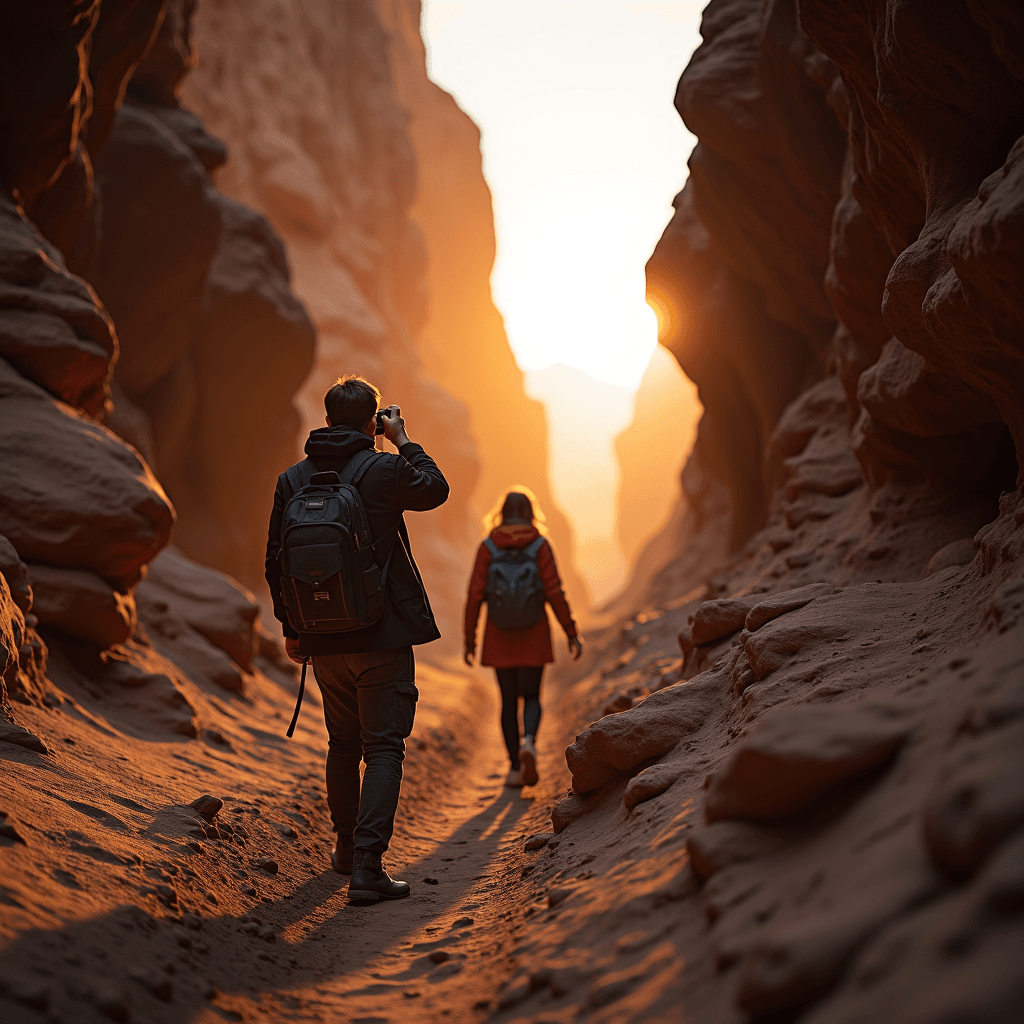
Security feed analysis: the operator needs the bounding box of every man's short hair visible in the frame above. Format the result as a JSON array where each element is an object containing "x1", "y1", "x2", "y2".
[{"x1": 325, "y1": 375, "x2": 380, "y2": 429}]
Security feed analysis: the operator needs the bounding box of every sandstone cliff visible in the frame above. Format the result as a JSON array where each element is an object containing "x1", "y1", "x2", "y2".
[{"x1": 514, "y1": 2, "x2": 1023, "y2": 1020}]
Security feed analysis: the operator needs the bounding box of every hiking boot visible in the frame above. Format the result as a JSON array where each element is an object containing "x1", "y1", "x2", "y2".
[
  {"x1": 348, "y1": 850, "x2": 410, "y2": 901},
  {"x1": 519, "y1": 735, "x2": 539, "y2": 787},
  {"x1": 505, "y1": 767, "x2": 524, "y2": 787},
  {"x1": 331, "y1": 836, "x2": 354, "y2": 875}
]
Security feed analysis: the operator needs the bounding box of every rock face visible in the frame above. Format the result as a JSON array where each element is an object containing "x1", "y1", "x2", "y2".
[
  {"x1": 0, "y1": 2, "x2": 310, "y2": 742},
  {"x1": 94, "y1": 4, "x2": 316, "y2": 592},
  {"x1": 530, "y1": 2, "x2": 1024, "y2": 1021},
  {"x1": 180, "y1": 0, "x2": 481, "y2": 643}
]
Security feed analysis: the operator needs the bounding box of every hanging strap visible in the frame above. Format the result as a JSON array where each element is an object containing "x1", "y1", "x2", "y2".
[{"x1": 286, "y1": 657, "x2": 309, "y2": 739}]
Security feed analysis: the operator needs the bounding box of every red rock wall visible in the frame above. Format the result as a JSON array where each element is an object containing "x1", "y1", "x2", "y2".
[
  {"x1": 181, "y1": 0, "x2": 494, "y2": 647},
  {"x1": 518, "y1": 1, "x2": 1023, "y2": 1019},
  {"x1": 0, "y1": 1, "x2": 308, "y2": 746}
]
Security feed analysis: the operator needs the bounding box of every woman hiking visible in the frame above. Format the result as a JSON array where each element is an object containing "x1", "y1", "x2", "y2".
[{"x1": 464, "y1": 488, "x2": 582, "y2": 788}]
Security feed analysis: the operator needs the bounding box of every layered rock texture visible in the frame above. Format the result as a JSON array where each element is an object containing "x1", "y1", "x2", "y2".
[
  {"x1": 511, "y1": 1, "x2": 1023, "y2": 1021},
  {"x1": 0, "y1": 1, "x2": 313, "y2": 788}
]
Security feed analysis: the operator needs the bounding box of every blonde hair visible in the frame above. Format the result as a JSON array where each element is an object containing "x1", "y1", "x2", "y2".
[{"x1": 483, "y1": 486, "x2": 547, "y2": 534}]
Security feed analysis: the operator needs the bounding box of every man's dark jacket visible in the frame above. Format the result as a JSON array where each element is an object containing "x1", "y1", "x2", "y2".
[{"x1": 265, "y1": 425, "x2": 449, "y2": 656}]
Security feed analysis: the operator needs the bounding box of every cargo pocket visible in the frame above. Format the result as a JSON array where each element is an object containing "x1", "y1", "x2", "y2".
[{"x1": 395, "y1": 647, "x2": 418, "y2": 702}]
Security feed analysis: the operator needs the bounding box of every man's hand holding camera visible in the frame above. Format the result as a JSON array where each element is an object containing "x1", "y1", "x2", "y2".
[{"x1": 375, "y1": 405, "x2": 410, "y2": 448}]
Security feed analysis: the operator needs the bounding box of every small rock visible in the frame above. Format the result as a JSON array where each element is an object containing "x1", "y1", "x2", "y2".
[
  {"x1": 450, "y1": 916, "x2": 474, "y2": 928},
  {"x1": 428, "y1": 950, "x2": 450, "y2": 964},
  {"x1": 423, "y1": 877, "x2": 439, "y2": 885},
  {"x1": 0, "y1": 815, "x2": 26, "y2": 845},
  {"x1": 189, "y1": 795, "x2": 223, "y2": 822},
  {"x1": 9, "y1": 981, "x2": 48, "y2": 1009},
  {"x1": 272, "y1": 822, "x2": 298, "y2": 839},
  {"x1": 404, "y1": 990, "x2": 422, "y2": 999},
  {"x1": 547, "y1": 886, "x2": 574, "y2": 908},
  {"x1": 94, "y1": 986, "x2": 130, "y2": 1021},
  {"x1": 0, "y1": 722, "x2": 48, "y2": 754},
  {"x1": 524, "y1": 832, "x2": 554, "y2": 852},
  {"x1": 258, "y1": 926, "x2": 276, "y2": 942},
  {"x1": 201, "y1": 982, "x2": 217, "y2": 1000},
  {"x1": 128, "y1": 965, "x2": 173, "y2": 1002},
  {"x1": 255, "y1": 857, "x2": 279, "y2": 875},
  {"x1": 154, "y1": 884, "x2": 178, "y2": 907},
  {"x1": 241, "y1": 883, "x2": 257, "y2": 896},
  {"x1": 182, "y1": 912, "x2": 201, "y2": 930}
]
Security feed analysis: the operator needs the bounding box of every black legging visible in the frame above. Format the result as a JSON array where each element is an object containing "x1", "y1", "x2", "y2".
[{"x1": 495, "y1": 666, "x2": 543, "y2": 768}]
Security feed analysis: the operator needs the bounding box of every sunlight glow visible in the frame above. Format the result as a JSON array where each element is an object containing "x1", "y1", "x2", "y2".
[{"x1": 422, "y1": 0, "x2": 702, "y2": 390}]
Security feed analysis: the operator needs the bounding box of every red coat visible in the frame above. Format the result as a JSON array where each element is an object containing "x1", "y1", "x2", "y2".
[{"x1": 464, "y1": 523, "x2": 577, "y2": 668}]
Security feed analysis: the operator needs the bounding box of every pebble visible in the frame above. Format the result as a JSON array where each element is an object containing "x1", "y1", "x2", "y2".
[
  {"x1": 94, "y1": 986, "x2": 130, "y2": 1021},
  {"x1": 450, "y1": 916, "x2": 474, "y2": 929},
  {"x1": 423, "y1": 877, "x2": 439, "y2": 885},
  {"x1": 241, "y1": 883, "x2": 257, "y2": 896},
  {"x1": 189, "y1": 795, "x2": 223, "y2": 821},
  {"x1": 128, "y1": 965, "x2": 173, "y2": 1002},
  {"x1": 182, "y1": 912, "x2": 202, "y2": 930},
  {"x1": 428, "y1": 950, "x2": 450, "y2": 964},
  {"x1": 547, "y1": 886, "x2": 574, "y2": 908},
  {"x1": 524, "y1": 832, "x2": 554, "y2": 852},
  {"x1": 255, "y1": 857, "x2": 279, "y2": 875}
]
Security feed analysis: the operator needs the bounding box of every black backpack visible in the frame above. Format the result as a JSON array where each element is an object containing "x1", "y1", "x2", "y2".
[
  {"x1": 278, "y1": 450, "x2": 392, "y2": 635},
  {"x1": 483, "y1": 536, "x2": 546, "y2": 630}
]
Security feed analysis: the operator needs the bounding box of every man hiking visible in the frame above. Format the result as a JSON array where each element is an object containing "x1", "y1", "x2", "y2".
[{"x1": 265, "y1": 374, "x2": 449, "y2": 901}]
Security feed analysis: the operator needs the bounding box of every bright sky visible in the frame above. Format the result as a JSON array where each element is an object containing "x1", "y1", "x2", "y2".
[{"x1": 422, "y1": 0, "x2": 703, "y2": 390}]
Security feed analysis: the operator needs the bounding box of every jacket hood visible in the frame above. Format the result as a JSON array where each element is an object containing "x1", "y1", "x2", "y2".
[
  {"x1": 489, "y1": 523, "x2": 540, "y2": 549},
  {"x1": 304, "y1": 424, "x2": 376, "y2": 462}
]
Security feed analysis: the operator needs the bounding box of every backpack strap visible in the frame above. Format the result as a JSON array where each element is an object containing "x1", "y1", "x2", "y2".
[
  {"x1": 338, "y1": 448, "x2": 383, "y2": 488},
  {"x1": 284, "y1": 457, "x2": 317, "y2": 496},
  {"x1": 483, "y1": 538, "x2": 499, "y2": 558},
  {"x1": 525, "y1": 536, "x2": 545, "y2": 559}
]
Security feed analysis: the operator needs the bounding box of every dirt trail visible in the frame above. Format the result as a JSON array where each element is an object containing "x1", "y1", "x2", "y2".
[{"x1": 0, "y1": 653, "x2": 582, "y2": 1024}]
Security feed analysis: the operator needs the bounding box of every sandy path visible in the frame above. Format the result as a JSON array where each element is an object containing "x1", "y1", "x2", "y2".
[{"x1": 0, "y1": 655, "x2": 574, "y2": 1023}]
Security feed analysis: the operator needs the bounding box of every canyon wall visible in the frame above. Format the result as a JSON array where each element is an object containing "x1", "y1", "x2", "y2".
[
  {"x1": 510, "y1": 1, "x2": 1024, "y2": 1021},
  {"x1": 0, "y1": 1, "x2": 309, "y2": 751},
  {"x1": 374, "y1": 0, "x2": 590, "y2": 616}
]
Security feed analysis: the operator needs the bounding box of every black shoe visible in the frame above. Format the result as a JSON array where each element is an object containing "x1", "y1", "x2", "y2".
[
  {"x1": 331, "y1": 837, "x2": 353, "y2": 874},
  {"x1": 348, "y1": 850, "x2": 411, "y2": 901}
]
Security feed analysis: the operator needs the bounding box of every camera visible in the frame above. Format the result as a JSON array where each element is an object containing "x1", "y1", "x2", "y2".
[{"x1": 375, "y1": 405, "x2": 395, "y2": 435}]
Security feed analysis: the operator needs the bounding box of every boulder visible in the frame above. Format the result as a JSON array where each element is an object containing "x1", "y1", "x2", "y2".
[
  {"x1": 691, "y1": 596, "x2": 759, "y2": 646},
  {"x1": 566, "y1": 677, "x2": 716, "y2": 795},
  {"x1": 0, "y1": 192, "x2": 115, "y2": 416},
  {"x1": 705, "y1": 703, "x2": 911, "y2": 824},
  {"x1": 744, "y1": 583, "x2": 841, "y2": 633},
  {"x1": 27, "y1": 564, "x2": 136, "y2": 649},
  {"x1": 0, "y1": 363, "x2": 174, "y2": 586},
  {"x1": 138, "y1": 547, "x2": 258, "y2": 670},
  {"x1": 924, "y1": 721, "x2": 1024, "y2": 876},
  {"x1": 0, "y1": 534, "x2": 32, "y2": 613}
]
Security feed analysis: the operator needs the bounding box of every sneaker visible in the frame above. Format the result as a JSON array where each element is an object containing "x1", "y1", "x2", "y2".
[
  {"x1": 505, "y1": 767, "x2": 524, "y2": 787},
  {"x1": 519, "y1": 736, "x2": 539, "y2": 787}
]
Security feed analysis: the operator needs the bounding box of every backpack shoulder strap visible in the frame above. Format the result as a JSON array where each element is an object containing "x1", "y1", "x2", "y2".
[
  {"x1": 525, "y1": 536, "x2": 545, "y2": 559},
  {"x1": 284, "y1": 458, "x2": 317, "y2": 496},
  {"x1": 338, "y1": 448, "x2": 383, "y2": 488},
  {"x1": 483, "y1": 538, "x2": 499, "y2": 558}
]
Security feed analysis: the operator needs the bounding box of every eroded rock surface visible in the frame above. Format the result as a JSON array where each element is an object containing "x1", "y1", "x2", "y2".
[{"x1": 530, "y1": 1, "x2": 1024, "y2": 1021}]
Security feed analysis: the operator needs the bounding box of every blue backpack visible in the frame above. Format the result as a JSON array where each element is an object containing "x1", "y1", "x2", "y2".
[{"x1": 483, "y1": 536, "x2": 546, "y2": 630}]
